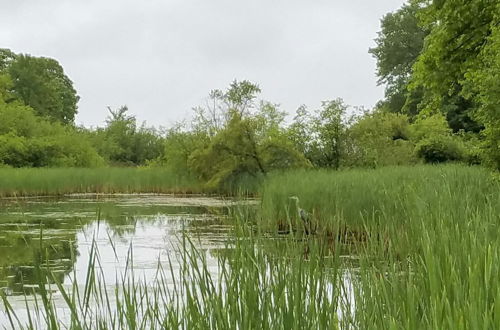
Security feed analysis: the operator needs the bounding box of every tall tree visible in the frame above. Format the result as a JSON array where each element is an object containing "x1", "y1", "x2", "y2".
[
  {"x1": 465, "y1": 2, "x2": 500, "y2": 169},
  {"x1": 88, "y1": 106, "x2": 163, "y2": 165},
  {"x1": 288, "y1": 99, "x2": 352, "y2": 169},
  {"x1": 370, "y1": 3, "x2": 427, "y2": 116},
  {"x1": 0, "y1": 49, "x2": 16, "y2": 71},
  {"x1": 410, "y1": 0, "x2": 496, "y2": 132},
  {"x1": 192, "y1": 80, "x2": 261, "y2": 137},
  {"x1": 188, "y1": 81, "x2": 307, "y2": 189},
  {"x1": 0, "y1": 49, "x2": 79, "y2": 124},
  {"x1": 312, "y1": 99, "x2": 351, "y2": 169}
]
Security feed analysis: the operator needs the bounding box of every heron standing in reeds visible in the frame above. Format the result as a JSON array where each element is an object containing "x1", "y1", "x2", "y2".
[{"x1": 289, "y1": 196, "x2": 312, "y2": 235}]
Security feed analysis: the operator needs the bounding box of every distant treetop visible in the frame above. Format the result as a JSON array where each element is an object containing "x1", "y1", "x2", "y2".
[{"x1": 0, "y1": 48, "x2": 79, "y2": 125}]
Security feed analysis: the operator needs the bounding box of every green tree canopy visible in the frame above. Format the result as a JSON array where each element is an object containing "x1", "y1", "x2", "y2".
[
  {"x1": 370, "y1": 3, "x2": 427, "y2": 116},
  {"x1": 0, "y1": 49, "x2": 79, "y2": 124},
  {"x1": 86, "y1": 106, "x2": 164, "y2": 166},
  {"x1": 185, "y1": 81, "x2": 308, "y2": 190},
  {"x1": 287, "y1": 99, "x2": 353, "y2": 169},
  {"x1": 464, "y1": 2, "x2": 500, "y2": 168},
  {"x1": 409, "y1": 0, "x2": 496, "y2": 132}
]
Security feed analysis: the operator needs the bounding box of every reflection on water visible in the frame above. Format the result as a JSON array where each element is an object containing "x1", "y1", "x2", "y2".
[
  {"x1": 0, "y1": 195, "x2": 233, "y2": 298},
  {"x1": 0, "y1": 195, "x2": 356, "y2": 327}
]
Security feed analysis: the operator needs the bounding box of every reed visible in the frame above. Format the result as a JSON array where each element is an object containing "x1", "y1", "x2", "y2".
[
  {"x1": 259, "y1": 164, "x2": 500, "y2": 328},
  {"x1": 259, "y1": 164, "x2": 498, "y2": 236},
  {"x1": 1, "y1": 224, "x2": 350, "y2": 329},
  {"x1": 0, "y1": 167, "x2": 202, "y2": 197},
  {"x1": 1, "y1": 164, "x2": 499, "y2": 328}
]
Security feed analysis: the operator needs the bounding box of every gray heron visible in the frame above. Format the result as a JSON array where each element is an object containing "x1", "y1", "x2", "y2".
[{"x1": 289, "y1": 196, "x2": 312, "y2": 234}]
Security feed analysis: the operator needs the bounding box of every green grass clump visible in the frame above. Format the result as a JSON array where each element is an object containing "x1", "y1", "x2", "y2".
[
  {"x1": 260, "y1": 164, "x2": 498, "y2": 235},
  {"x1": 259, "y1": 164, "x2": 500, "y2": 328},
  {"x1": 0, "y1": 167, "x2": 202, "y2": 197}
]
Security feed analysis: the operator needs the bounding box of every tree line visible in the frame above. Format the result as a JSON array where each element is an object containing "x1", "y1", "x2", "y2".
[{"x1": 0, "y1": 0, "x2": 499, "y2": 189}]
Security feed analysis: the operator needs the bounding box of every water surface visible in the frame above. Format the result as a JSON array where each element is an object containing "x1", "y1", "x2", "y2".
[
  {"x1": 0, "y1": 195, "x2": 239, "y2": 324},
  {"x1": 0, "y1": 194, "x2": 355, "y2": 328}
]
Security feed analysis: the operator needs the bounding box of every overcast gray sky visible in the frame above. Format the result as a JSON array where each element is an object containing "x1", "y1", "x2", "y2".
[{"x1": 1, "y1": 0, "x2": 406, "y2": 128}]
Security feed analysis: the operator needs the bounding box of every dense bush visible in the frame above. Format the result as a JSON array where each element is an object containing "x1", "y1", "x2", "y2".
[
  {"x1": 85, "y1": 106, "x2": 164, "y2": 166},
  {"x1": 0, "y1": 102, "x2": 104, "y2": 167},
  {"x1": 415, "y1": 135, "x2": 464, "y2": 163},
  {"x1": 347, "y1": 111, "x2": 416, "y2": 167}
]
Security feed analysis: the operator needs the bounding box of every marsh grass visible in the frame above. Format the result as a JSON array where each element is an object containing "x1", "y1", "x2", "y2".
[
  {"x1": 0, "y1": 168, "x2": 201, "y2": 197},
  {"x1": 259, "y1": 164, "x2": 500, "y2": 328},
  {"x1": 260, "y1": 164, "x2": 498, "y2": 237},
  {"x1": 2, "y1": 164, "x2": 500, "y2": 329},
  {"x1": 1, "y1": 223, "x2": 351, "y2": 329}
]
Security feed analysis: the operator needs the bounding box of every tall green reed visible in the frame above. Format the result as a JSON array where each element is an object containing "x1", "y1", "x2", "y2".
[
  {"x1": 0, "y1": 167, "x2": 201, "y2": 197},
  {"x1": 1, "y1": 221, "x2": 350, "y2": 329},
  {"x1": 258, "y1": 164, "x2": 500, "y2": 328}
]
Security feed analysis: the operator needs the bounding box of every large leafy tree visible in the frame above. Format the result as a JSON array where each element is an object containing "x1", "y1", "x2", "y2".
[
  {"x1": 465, "y1": 2, "x2": 500, "y2": 169},
  {"x1": 370, "y1": 3, "x2": 427, "y2": 116},
  {"x1": 0, "y1": 49, "x2": 79, "y2": 124},
  {"x1": 191, "y1": 80, "x2": 262, "y2": 137},
  {"x1": 87, "y1": 106, "x2": 164, "y2": 165},
  {"x1": 0, "y1": 49, "x2": 16, "y2": 71},
  {"x1": 187, "y1": 81, "x2": 308, "y2": 190},
  {"x1": 410, "y1": 0, "x2": 496, "y2": 133},
  {"x1": 288, "y1": 99, "x2": 352, "y2": 169}
]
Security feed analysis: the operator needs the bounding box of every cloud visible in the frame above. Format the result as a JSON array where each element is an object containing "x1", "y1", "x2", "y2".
[{"x1": 0, "y1": 0, "x2": 406, "y2": 127}]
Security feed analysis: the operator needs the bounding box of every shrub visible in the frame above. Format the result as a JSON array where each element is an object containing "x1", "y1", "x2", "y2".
[
  {"x1": 415, "y1": 135, "x2": 464, "y2": 163},
  {"x1": 348, "y1": 111, "x2": 416, "y2": 167}
]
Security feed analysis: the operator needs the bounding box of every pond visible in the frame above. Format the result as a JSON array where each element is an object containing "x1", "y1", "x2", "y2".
[
  {"x1": 0, "y1": 195, "x2": 355, "y2": 328},
  {"x1": 0, "y1": 195, "x2": 249, "y2": 324}
]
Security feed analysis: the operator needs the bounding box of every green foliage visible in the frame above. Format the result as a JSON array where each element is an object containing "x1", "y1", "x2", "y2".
[
  {"x1": 415, "y1": 135, "x2": 464, "y2": 163},
  {"x1": 370, "y1": 3, "x2": 427, "y2": 115},
  {"x1": 410, "y1": 0, "x2": 495, "y2": 132},
  {"x1": 408, "y1": 113, "x2": 451, "y2": 142},
  {"x1": 0, "y1": 102, "x2": 103, "y2": 168},
  {"x1": 86, "y1": 106, "x2": 164, "y2": 166},
  {"x1": 409, "y1": 114, "x2": 466, "y2": 163},
  {"x1": 0, "y1": 50, "x2": 105, "y2": 168},
  {"x1": 372, "y1": 0, "x2": 500, "y2": 160},
  {"x1": 152, "y1": 124, "x2": 205, "y2": 174},
  {"x1": 312, "y1": 100, "x2": 350, "y2": 169},
  {"x1": 348, "y1": 111, "x2": 416, "y2": 167},
  {"x1": 0, "y1": 49, "x2": 15, "y2": 72},
  {"x1": 464, "y1": 3, "x2": 500, "y2": 169},
  {"x1": 287, "y1": 99, "x2": 352, "y2": 169},
  {"x1": 186, "y1": 81, "x2": 308, "y2": 191},
  {"x1": 189, "y1": 112, "x2": 307, "y2": 191},
  {"x1": 288, "y1": 103, "x2": 479, "y2": 168},
  {"x1": 0, "y1": 49, "x2": 79, "y2": 124},
  {"x1": 0, "y1": 133, "x2": 29, "y2": 167}
]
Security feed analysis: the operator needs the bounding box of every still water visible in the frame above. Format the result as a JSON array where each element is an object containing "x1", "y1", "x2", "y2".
[
  {"x1": 0, "y1": 195, "x2": 355, "y2": 328},
  {"x1": 0, "y1": 195, "x2": 242, "y2": 325}
]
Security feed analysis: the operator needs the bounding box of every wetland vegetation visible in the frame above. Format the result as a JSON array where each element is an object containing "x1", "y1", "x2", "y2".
[
  {"x1": 2, "y1": 0, "x2": 500, "y2": 328},
  {"x1": 0, "y1": 168, "x2": 200, "y2": 198},
  {"x1": 0, "y1": 165, "x2": 498, "y2": 329}
]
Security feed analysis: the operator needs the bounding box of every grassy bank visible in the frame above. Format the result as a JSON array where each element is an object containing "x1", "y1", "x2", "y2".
[{"x1": 0, "y1": 167, "x2": 202, "y2": 197}]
